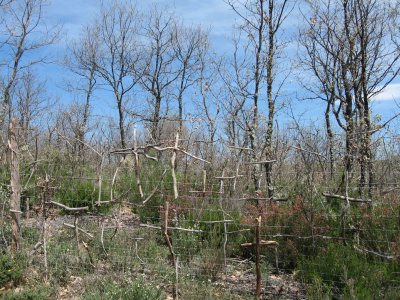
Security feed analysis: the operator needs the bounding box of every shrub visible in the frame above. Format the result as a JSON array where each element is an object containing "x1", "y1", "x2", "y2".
[
  {"x1": 298, "y1": 242, "x2": 400, "y2": 299},
  {"x1": 0, "y1": 253, "x2": 26, "y2": 288},
  {"x1": 54, "y1": 179, "x2": 111, "y2": 213},
  {"x1": 1, "y1": 286, "x2": 54, "y2": 300}
]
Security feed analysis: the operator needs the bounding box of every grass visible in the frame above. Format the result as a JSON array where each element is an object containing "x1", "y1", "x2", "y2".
[{"x1": 82, "y1": 276, "x2": 164, "y2": 300}]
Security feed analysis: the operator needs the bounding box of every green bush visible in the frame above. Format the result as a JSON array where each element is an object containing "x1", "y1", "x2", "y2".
[
  {"x1": 116, "y1": 160, "x2": 175, "y2": 222},
  {"x1": 54, "y1": 179, "x2": 111, "y2": 213},
  {"x1": 298, "y1": 242, "x2": 400, "y2": 299},
  {"x1": 0, "y1": 253, "x2": 26, "y2": 288}
]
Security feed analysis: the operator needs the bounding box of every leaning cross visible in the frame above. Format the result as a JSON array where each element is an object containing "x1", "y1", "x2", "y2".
[{"x1": 241, "y1": 216, "x2": 278, "y2": 300}]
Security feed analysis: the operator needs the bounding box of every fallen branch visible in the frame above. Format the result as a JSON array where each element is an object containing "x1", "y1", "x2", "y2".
[
  {"x1": 50, "y1": 201, "x2": 89, "y2": 211},
  {"x1": 239, "y1": 197, "x2": 288, "y2": 202},
  {"x1": 267, "y1": 234, "x2": 349, "y2": 241},
  {"x1": 140, "y1": 223, "x2": 204, "y2": 233},
  {"x1": 353, "y1": 245, "x2": 398, "y2": 260},
  {"x1": 322, "y1": 193, "x2": 372, "y2": 203},
  {"x1": 241, "y1": 240, "x2": 279, "y2": 247},
  {"x1": 244, "y1": 160, "x2": 277, "y2": 165},
  {"x1": 151, "y1": 145, "x2": 210, "y2": 164},
  {"x1": 198, "y1": 220, "x2": 234, "y2": 224},
  {"x1": 29, "y1": 241, "x2": 43, "y2": 257},
  {"x1": 227, "y1": 229, "x2": 251, "y2": 234},
  {"x1": 188, "y1": 190, "x2": 223, "y2": 194}
]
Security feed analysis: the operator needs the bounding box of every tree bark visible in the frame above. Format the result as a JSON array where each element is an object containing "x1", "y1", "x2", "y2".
[{"x1": 9, "y1": 118, "x2": 21, "y2": 252}]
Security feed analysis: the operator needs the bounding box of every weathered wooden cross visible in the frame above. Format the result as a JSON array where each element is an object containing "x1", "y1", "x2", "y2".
[{"x1": 241, "y1": 216, "x2": 278, "y2": 300}]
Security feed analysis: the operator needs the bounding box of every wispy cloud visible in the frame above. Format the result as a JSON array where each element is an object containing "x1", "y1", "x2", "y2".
[{"x1": 373, "y1": 83, "x2": 400, "y2": 102}]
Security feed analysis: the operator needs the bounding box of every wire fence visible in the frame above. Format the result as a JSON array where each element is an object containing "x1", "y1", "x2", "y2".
[
  {"x1": 1, "y1": 158, "x2": 400, "y2": 299},
  {"x1": 0, "y1": 121, "x2": 399, "y2": 298}
]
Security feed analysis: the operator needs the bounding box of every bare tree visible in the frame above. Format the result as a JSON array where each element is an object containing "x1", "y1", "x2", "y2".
[
  {"x1": 172, "y1": 23, "x2": 208, "y2": 134},
  {"x1": 95, "y1": 0, "x2": 140, "y2": 149},
  {"x1": 138, "y1": 7, "x2": 179, "y2": 142},
  {"x1": 65, "y1": 24, "x2": 100, "y2": 157},
  {"x1": 14, "y1": 69, "x2": 48, "y2": 150},
  {"x1": 0, "y1": 0, "x2": 58, "y2": 142},
  {"x1": 300, "y1": 0, "x2": 400, "y2": 196},
  {"x1": 194, "y1": 54, "x2": 222, "y2": 153},
  {"x1": 226, "y1": 0, "x2": 292, "y2": 196}
]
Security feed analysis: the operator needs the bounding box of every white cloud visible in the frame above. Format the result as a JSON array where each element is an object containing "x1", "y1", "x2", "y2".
[{"x1": 373, "y1": 83, "x2": 400, "y2": 102}]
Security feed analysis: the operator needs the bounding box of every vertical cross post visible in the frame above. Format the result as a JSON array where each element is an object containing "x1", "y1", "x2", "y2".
[{"x1": 241, "y1": 216, "x2": 278, "y2": 299}]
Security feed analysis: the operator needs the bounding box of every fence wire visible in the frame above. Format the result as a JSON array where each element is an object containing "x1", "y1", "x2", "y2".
[{"x1": 1, "y1": 161, "x2": 399, "y2": 300}]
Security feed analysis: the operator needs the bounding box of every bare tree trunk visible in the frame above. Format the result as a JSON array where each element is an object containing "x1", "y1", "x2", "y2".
[
  {"x1": 265, "y1": 0, "x2": 276, "y2": 199},
  {"x1": 9, "y1": 118, "x2": 21, "y2": 252},
  {"x1": 77, "y1": 65, "x2": 96, "y2": 160},
  {"x1": 117, "y1": 97, "x2": 126, "y2": 149},
  {"x1": 325, "y1": 103, "x2": 335, "y2": 180},
  {"x1": 151, "y1": 95, "x2": 162, "y2": 142}
]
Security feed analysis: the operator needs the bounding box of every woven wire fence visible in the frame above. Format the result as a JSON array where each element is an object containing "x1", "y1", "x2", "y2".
[{"x1": 2, "y1": 155, "x2": 399, "y2": 300}]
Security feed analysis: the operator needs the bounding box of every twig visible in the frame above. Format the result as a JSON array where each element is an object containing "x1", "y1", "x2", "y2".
[
  {"x1": 228, "y1": 145, "x2": 254, "y2": 151},
  {"x1": 289, "y1": 145, "x2": 326, "y2": 159},
  {"x1": 110, "y1": 164, "x2": 120, "y2": 202},
  {"x1": 100, "y1": 220, "x2": 108, "y2": 256},
  {"x1": 63, "y1": 223, "x2": 94, "y2": 238},
  {"x1": 171, "y1": 133, "x2": 179, "y2": 199},
  {"x1": 82, "y1": 240, "x2": 94, "y2": 266},
  {"x1": 133, "y1": 127, "x2": 144, "y2": 199},
  {"x1": 50, "y1": 200, "x2": 89, "y2": 211},
  {"x1": 143, "y1": 169, "x2": 168, "y2": 204}
]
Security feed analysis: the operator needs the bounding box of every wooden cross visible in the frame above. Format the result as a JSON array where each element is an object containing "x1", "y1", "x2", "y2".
[{"x1": 241, "y1": 216, "x2": 278, "y2": 300}]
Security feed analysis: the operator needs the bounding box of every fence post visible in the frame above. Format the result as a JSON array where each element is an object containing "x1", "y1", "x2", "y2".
[
  {"x1": 255, "y1": 216, "x2": 261, "y2": 299},
  {"x1": 42, "y1": 174, "x2": 50, "y2": 282}
]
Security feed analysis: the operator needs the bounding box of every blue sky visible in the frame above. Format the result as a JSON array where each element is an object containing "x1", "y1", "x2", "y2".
[{"x1": 32, "y1": 0, "x2": 400, "y2": 127}]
